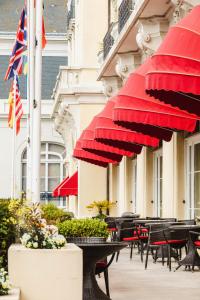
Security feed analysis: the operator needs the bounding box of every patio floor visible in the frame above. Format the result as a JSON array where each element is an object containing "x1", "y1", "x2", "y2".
[{"x1": 98, "y1": 247, "x2": 200, "y2": 300}]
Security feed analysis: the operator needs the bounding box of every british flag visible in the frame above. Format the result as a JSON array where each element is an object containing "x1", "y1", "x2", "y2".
[{"x1": 5, "y1": 8, "x2": 27, "y2": 81}]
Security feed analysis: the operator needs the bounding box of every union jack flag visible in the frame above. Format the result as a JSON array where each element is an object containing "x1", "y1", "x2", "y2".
[
  {"x1": 5, "y1": 8, "x2": 27, "y2": 81},
  {"x1": 8, "y1": 76, "x2": 23, "y2": 135}
]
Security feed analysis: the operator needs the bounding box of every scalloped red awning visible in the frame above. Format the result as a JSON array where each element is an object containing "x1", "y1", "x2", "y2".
[
  {"x1": 58, "y1": 171, "x2": 78, "y2": 197},
  {"x1": 146, "y1": 5, "x2": 200, "y2": 116},
  {"x1": 73, "y1": 139, "x2": 118, "y2": 168},
  {"x1": 94, "y1": 97, "x2": 160, "y2": 147},
  {"x1": 52, "y1": 177, "x2": 69, "y2": 197},
  {"x1": 81, "y1": 118, "x2": 138, "y2": 161},
  {"x1": 113, "y1": 59, "x2": 198, "y2": 141}
]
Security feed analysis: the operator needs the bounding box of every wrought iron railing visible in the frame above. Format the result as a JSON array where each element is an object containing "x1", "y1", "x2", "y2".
[
  {"x1": 103, "y1": 23, "x2": 115, "y2": 59},
  {"x1": 118, "y1": 0, "x2": 134, "y2": 33},
  {"x1": 67, "y1": 0, "x2": 75, "y2": 29}
]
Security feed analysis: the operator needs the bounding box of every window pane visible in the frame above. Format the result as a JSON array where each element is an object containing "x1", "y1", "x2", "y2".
[
  {"x1": 41, "y1": 143, "x2": 46, "y2": 152},
  {"x1": 40, "y1": 163, "x2": 45, "y2": 177},
  {"x1": 49, "y1": 154, "x2": 60, "y2": 160},
  {"x1": 48, "y1": 163, "x2": 60, "y2": 177},
  {"x1": 22, "y1": 149, "x2": 27, "y2": 159},
  {"x1": 194, "y1": 172, "x2": 200, "y2": 217},
  {"x1": 22, "y1": 178, "x2": 26, "y2": 192},
  {"x1": 40, "y1": 178, "x2": 45, "y2": 192},
  {"x1": 48, "y1": 144, "x2": 65, "y2": 154},
  {"x1": 22, "y1": 163, "x2": 27, "y2": 177},
  {"x1": 194, "y1": 143, "x2": 200, "y2": 172},
  {"x1": 48, "y1": 178, "x2": 60, "y2": 191}
]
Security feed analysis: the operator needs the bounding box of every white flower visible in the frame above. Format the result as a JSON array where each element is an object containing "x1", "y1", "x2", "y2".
[
  {"x1": 27, "y1": 242, "x2": 32, "y2": 248},
  {"x1": 33, "y1": 242, "x2": 38, "y2": 248}
]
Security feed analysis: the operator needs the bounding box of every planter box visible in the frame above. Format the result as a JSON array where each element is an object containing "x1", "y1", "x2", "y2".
[
  {"x1": 0, "y1": 289, "x2": 20, "y2": 300},
  {"x1": 8, "y1": 244, "x2": 82, "y2": 300}
]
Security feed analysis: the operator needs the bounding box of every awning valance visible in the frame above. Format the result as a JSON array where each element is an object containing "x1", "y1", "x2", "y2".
[
  {"x1": 113, "y1": 59, "x2": 198, "y2": 141},
  {"x1": 73, "y1": 139, "x2": 118, "y2": 168},
  {"x1": 81, "y1": 118, "x2": 137, "y2": 161},
  {"x1": 58, "y1": 171, "x2": 78, "y2": 197},
  {"x1": 95, "y1": 97, "x2": 159, "y2": 148},
  {"x1": 146, "y1": 5, "x2": 200, "y2": 116},
  {"x1": 52, "y1": 177, "x2": 69, "y2": 197}
]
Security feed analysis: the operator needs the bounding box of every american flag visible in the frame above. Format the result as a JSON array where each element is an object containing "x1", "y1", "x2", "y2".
[
  {"x1": 5, "y1": 8, "x2": 27, "y2": 81},
  {"x1": 8, "y1": 76, "x2": 23, "y2": 135}
]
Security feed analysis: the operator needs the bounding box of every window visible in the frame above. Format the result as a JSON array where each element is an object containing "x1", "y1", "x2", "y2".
[
  {"x1": 132, "y1": 159, "x2": 137, "y2": 213},
  {"x1": 22, "y1": 142, "x2": 66, "y2": 207},
  {"x1": 185, "y1": 134, "x2": 200, "y2": 218},
  {"x1": 153, "y1": 150, "x2": 163, "y2": 217}
]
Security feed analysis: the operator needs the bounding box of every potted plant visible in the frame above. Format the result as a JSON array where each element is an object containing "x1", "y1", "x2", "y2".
[
  {"x1": 58, "y1": 218, "x2": 109, "y2": 244},
  {"x1": 0, "y1": 266, "x2": 10, "y2": 296},
  {"x1": 86, "y1": 200, "x2": 115, "y2": 219}
]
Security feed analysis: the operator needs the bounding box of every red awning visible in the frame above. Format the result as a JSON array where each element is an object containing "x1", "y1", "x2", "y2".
[
  {"x1": 58, "y1": 171, "x2": 78, "y2": 197},
  {"x1": 81, "y1": 117, "x2": 140, "y2": 160},
  {"x1": 113, "y1": 59, "x2": 198, "y2": 141},
  {"x1": 94, "y1": 97, "x2": 159, "y2": 148},
  {"x1": 146, "y1": 5, "x2": 200, "y2": 116},
  {"x1": 73, "y1": 139, "x2": 118, "y2": 168},
  {"x1": 52, "y1": 177, "x2": 69, "y2": 197}
]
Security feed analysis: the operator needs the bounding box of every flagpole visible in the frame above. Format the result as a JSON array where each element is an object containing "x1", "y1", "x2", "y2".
[
  {"x1": 26, "y1": 0, "x2": 35, "y2": 201},
  {"x1": 32, "y1": 0, "x2": 43, "y2": 203},
  {"x1": 11, "y1": 74, "x2": 17, "y2": 199}
]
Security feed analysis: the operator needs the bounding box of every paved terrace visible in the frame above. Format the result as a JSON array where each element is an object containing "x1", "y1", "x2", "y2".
[{"x1": 98, "y1": 248, "x2": 200, "y2": 300}]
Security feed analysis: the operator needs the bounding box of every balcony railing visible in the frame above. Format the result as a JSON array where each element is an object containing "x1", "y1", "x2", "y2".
[
  {"x1": 67, "y1": 0, "x2": 75, "y2": 29},
  {"x1": 103, "y1": 23, "x2": 115, "y2": 59},
  {"x1": 118, "y1": 0, "x2": 134, "y2": 33}
]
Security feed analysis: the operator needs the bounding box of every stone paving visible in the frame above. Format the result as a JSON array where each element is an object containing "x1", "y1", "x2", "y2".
[{"x1": 98, "y1": 247, "x2": 200, "y2": 300}]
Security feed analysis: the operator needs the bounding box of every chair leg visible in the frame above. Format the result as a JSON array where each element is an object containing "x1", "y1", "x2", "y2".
[
  {"x1": 140, "y1": 242, "x2": 144, "y2": 263},
  {"x1": 116, "y1": 251, "x2": 120, "y2": 262},
  {"x1": 130, "y1": 242, "x2": 133, "y2": 259},
  {"x1": 145, "y1": 245, "x2": 150, "y2": 269},
  {"x1": 168, "y1": 245, "x2": 172, "y2": 271},
  {"x1": 104, "y1": 269, "x2": 110, "y2": 297},
  {"x1": 161, "y1": 246, "x2": 164, "y2": 266}
]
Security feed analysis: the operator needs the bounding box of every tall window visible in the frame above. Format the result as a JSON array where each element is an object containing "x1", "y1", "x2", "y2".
[
  {"x1": 22, "y1": 142, "x2": 66, "y2": 207},
  {"x1": 186, "y1": 135, "x2": 200, "y2": 218},
  {"x1": 153, "y1": 150, "x2": 163, "y2": 217},
  {"x1": 132, "y1": 159, "x2": 137, "y2": 213}
]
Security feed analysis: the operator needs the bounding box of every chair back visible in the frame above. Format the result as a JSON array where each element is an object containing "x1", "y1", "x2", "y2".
[
  {"x1": 179, "y1": 219, "x2": 196, "y2": 225},
  {"x1": 148, "y1": 229, "x2": 165, "y2": 244},
  {"x1": 164, "y1": 228, "x2": 188, "y2": 242}
]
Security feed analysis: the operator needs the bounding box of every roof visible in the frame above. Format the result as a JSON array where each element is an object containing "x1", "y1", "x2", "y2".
[
  {"x1": 0, "y1": 55, "x2": 67, "y2": 99},
  {"x1": 0, "y1": 0, "x2": 67, "y2": 33}
]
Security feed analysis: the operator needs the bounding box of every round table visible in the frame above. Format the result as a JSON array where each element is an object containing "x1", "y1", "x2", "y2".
[
  {"x1": 77, "y1": 242, "x2": 127, "y2": 300},
  {"x1": 169, "y1": 225, "x2": 200, "y2": 270}
]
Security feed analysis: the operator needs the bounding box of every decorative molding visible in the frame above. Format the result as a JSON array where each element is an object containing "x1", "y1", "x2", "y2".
[
  {"x1": 115, "y1": 52, "x2": 141, "y2": 81},
  {"x1": 136, "y1": 18, "x2": 169, "y2": 58},
  {"x1": 171, "y1": 0, "x2": 194, "y2": 23},
  {"x1": 102, "y1": 76, "x2": 122, "y2": 97}
]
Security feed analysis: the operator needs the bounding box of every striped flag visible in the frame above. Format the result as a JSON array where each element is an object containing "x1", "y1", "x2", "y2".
[
  {"x1": 8, "y1": 76, "x2": 23, "y2": 135},
  {"x1": 5, "y1": 8, "x2": 27, "y2": 80}
]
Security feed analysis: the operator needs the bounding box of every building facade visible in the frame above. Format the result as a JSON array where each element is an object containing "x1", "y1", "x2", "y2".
[
  {"x1": 0, "y1": 0, "x2": 68, "y2": 207},
  {"x1": 53, "y1": 0, "x2": 200, "y2": 218}
]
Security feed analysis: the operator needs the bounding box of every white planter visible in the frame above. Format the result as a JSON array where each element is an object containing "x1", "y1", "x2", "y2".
[
  {"x1": 8, "y1": 244, "x2": 82, "y2": 300},
  {"x1": 0, "y1": 289, "x2": 20, "y2": 300}
]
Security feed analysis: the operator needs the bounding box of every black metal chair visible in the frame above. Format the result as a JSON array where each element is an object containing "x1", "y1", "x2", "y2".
[
  {"x1": 105, "y1": 217, "x2": 118, "y2": 241},
  {"x1": 95, "y1": 253, "x2": 115, "y2": 297}
]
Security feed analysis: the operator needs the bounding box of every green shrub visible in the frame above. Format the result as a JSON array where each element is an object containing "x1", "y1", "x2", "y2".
[
  {"x1": 0, "y1": 199, "x2": 16, "y2": 267},
  {"x1": 58, "y1": 218, "x2": 109, "y2": 238},
  {"x1": 41, "y1": 203, "x2": 73, "y2": 225}
]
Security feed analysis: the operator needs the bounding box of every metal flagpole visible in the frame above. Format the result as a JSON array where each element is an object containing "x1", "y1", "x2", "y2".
[
  {"x1": 26, "y1": 0, "x2": 35, "y2": 201},
  {"x1": 11, "y1": 74, "x2": 17, "y2": 199},
  {"x1": 32, "y1": 0, "x2": 43, "y2": 203}
]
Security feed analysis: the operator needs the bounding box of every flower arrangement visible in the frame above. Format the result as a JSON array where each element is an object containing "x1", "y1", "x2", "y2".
[
  {"x1": 0, "y1": 268, "x2": 10, "y2": 296},
  {"x1": 20, "y1": 203, "x2": 66, "y2": 249}
]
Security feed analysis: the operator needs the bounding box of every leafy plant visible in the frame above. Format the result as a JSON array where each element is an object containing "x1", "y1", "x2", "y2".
[
  {"x1": 86, "y1": 200, "x2": 115, "y2": 217},
  {"x1": 0, "y1": 199, "x2": 16, "y2": 267},
  {"x1": 0, "y1": 267, "x2": 10, "y2": 295},
  {"x1": 58, "y1": 218, "x2": 109, "y2": 238},
  {"x1": 41, "y1": 203, "x2": 73, "y2": 225}
]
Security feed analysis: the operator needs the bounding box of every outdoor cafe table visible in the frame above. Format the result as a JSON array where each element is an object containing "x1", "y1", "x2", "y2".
[
  {"x1": 77, "y1": 242, "x2": 127, "y2": 300},
  {"x1": 169, "y1": 225, "x2": 200, "y2": 270}
]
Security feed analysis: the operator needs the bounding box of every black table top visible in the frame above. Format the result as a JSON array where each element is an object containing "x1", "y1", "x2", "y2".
[
  {"x1": 77, "y1": 242, "x2": 128, "y2": 248},
  {"x1": 169, "y1": 225, "x2": 200, "y2": 230}
]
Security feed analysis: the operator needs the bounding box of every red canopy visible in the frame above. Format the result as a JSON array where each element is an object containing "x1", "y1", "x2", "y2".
[
  {"x1": 52, "y1": 177, "x2": 69, "y2": 197},
  {"x1": 73, "y1": 140, "x2": 118, "y2": 168},
  {"x1": 58, "y1": 171, "x2": 78, "y2": 197},
  {"x1": 95, "y1": 97, "x2": 160, "y2": 147},
  {"x1": 113, "y1": 59, "x2": 198, "y2": 141},
  {"x1": 146, "y1": 5, "x2": 200, "y2": 116},
  {"x1": 81, "y1": 118, "x2": 138, "y2": 161}
]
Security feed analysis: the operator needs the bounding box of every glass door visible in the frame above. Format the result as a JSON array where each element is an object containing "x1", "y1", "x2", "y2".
[
  {"x1": 153, "y1": 150, "x2": 163, "y2": 217},
  {"x1": 186, "y1": 137, "x2": 200, "y2": 218}
]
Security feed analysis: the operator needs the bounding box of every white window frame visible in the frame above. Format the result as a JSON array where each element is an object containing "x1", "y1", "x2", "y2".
[
  {"x1": 185, "y1": 133, "x2": 200, "y2": 219},
  {"x1": 153, "y1": 149, "x2": 163, "y2": 217}
]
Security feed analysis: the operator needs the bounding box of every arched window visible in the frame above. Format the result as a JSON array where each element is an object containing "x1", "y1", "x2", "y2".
[{"x1": 22, "y1": 142, "x2": 66, "y2": 207}]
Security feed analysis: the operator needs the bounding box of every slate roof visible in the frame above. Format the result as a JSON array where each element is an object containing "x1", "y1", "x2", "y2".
[
  {"x1": 0, "y1": 55, "x2": 67, "y2": 99},
  {"x1": 0, "y1": 0, "x2": 67, "y2": 33}
]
